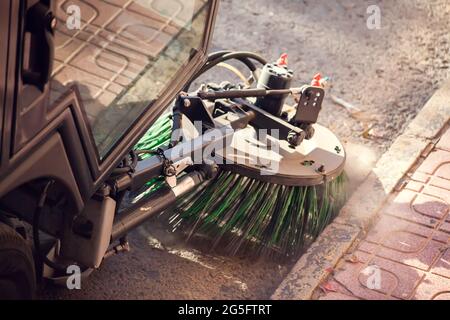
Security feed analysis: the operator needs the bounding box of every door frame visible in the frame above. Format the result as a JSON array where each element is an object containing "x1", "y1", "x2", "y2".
[
  {"x1": 0, "y1": 0, "x2": 14, "y2": 168},
  {"x1": 0, "y1": 0, "x2": 10, "y2": 165}
]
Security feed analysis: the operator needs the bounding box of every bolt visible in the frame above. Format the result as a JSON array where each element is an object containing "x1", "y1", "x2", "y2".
[
  {"x1": 287, "y1": 130, "x2": 305, "y2": 148},
  {"x1": 317, "y1": 164, "x2": 325, "y2": 173},
  {"x1": 335, "y1": 146, "x2": 341, "y2": 154},
  {"x1": 302, "y1": 160, "x2": 315, "y2": 167},
  {"x1": 50, "y1": 16, "x2": 57, "y2": 30},
  {"x1": 165, "y1": 166, "x2": 176, "y2": 177}
]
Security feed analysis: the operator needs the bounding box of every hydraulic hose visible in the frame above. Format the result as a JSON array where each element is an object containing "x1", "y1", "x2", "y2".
[
  {"x1": 202, "y1": 51, "x2": 267, "y2": 73},
  {"x1": 32, "y1": 180, "x2": 68, "y2": 273},
  {"x1": 184, "y1": 51, "x2": 268, "y2": 91}
]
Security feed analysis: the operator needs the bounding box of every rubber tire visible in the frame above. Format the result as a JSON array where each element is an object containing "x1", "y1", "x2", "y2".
[{"x1": 0, "y1": 222, "x2": 36, "y2": 300}]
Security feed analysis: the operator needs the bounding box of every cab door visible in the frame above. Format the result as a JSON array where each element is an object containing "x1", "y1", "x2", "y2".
[{"x1": 0, "y1": 1, "x2": 9, "y2": 162}]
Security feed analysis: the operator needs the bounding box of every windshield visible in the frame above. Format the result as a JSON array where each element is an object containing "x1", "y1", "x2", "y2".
[{"x1": 51, "y1": 0, "x2": 211, "y2": 159}]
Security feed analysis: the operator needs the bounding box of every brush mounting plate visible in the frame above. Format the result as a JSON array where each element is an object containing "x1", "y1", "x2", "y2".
[
  {"x1": 293, "y1": 86, "x2": 325, "y2": 125},
  {"x1": 214, "y1": 117, "x2": 345, "y2": 186}
]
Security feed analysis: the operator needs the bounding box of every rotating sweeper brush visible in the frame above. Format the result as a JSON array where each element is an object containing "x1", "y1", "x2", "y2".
[{"x1": 134, "y1": 51, "x2": 347, "y2": 259}]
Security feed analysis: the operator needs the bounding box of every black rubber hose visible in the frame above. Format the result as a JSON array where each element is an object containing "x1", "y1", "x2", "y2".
[
  {"x1": 201, "y1": 51, "x2": 267, "y2": 75},
  {"x1": 32, "y1": 180, "x2": 67, "y2": 273},
  {"x1": 207, "y1": 51, "x2": 267, "y2": 65},
  {"x1": 184, "y1": 51, "x2": 268, "y2": 91},
  {"x1": 204, "y1": 50, "x2": 257, "y2": 69},
  {"x1": 206, "y1": 50, "x2": 232, "y2": 61}
]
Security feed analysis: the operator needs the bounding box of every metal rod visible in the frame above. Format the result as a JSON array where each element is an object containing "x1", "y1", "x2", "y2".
[
  {"x1": 130, "y1": 112, "x2": 254, "y2": 191},
  {"x1": 197, "y1": 88, "x2": 299, "y2": 100},
  {"x1": 111, "y1": 170, "x2": 206, "y2": 242}
]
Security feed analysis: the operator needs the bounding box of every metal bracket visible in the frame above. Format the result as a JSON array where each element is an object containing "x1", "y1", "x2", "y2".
[
  {"x1": 293, "y1": 85, "x2": 325, "y2": 125},
  {"x1": 176, "y1": 95, "x2": 215, "y2": 130},
  {"x1": 165, "y1": 156, "x2": 194, "y2": 188},
  {"x1": 228, "y1": 98, "x2": 305, "y2": 146},
  {"x1": 130, "y1": 111, "x2": 254, "y2": 192}
]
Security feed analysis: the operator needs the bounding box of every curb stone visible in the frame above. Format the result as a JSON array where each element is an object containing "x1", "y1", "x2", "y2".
[{"x1": 271, "y1": 79, "x2": 450, "y2": 300}]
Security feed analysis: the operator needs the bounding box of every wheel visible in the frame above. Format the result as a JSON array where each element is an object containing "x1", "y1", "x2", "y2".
[{"x1": 0, "y1": 222, "x2": 36, "y2": 299}]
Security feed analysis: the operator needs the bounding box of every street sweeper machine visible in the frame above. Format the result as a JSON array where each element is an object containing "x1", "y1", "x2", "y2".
[{"x1": 0, "y1": 0, "x2": 346, "y2": 298}]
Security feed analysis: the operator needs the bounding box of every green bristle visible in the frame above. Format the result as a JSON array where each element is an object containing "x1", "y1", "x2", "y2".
[
  {"x1": 174, "y1": 171, "x2": 347, "y2": 258},
  {"x1": 134, "y1": 113, "x2": 172, "y2": 160}
]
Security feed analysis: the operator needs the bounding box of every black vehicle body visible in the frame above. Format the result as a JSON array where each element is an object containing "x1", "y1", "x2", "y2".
[{"x1": 0, "y1": 0, "x2": 219, "y2": 287}]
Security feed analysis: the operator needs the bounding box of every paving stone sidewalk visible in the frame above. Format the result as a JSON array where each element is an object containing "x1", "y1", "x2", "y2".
[{"x1": 317, "y1": 128, "x2": 450, "y2": 300}]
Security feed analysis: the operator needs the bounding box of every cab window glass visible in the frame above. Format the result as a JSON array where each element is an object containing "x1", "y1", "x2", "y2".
[{"x1": 51, "y1": 0, "x2": 210, "y2": 159}]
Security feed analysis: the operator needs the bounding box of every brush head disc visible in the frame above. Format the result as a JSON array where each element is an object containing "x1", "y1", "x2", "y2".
[{"x1": 214, "y1": 118, "x2": 346, "y2": 186}]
